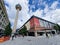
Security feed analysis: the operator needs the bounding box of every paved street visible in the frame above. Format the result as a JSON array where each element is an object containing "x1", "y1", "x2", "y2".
[{"x1": 0, "y1": 35, "x2": 60, "y2": 45}]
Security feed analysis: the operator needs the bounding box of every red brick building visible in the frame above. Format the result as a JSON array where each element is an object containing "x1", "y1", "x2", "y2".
[{"x1": 19, "y1": 15, "x2": 56, "y2": 36}]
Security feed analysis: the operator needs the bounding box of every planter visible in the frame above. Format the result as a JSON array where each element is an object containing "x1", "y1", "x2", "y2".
[
  {"x1": 4, "y1": 36, "x2": 10, "y2": 41},
  {"x1": 0, "y1": 36, "x2": 10, "y2": 43},
  {"x1": 0, "y1": 36, "x2": 4, "y2": 43}
]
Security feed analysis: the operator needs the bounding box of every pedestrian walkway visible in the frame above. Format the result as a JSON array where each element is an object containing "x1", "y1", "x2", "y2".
[{"x1": 0, "y1": 35, "x2": 60, "y2": 45}]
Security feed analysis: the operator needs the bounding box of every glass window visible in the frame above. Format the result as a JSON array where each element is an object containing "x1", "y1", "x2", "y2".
[
  {"x1": 52, "y1": 24, "x2": 54, "y2": 28},
  {"x1": 0, "y1": 22, "x2": 2, "y2": 27},
  {"x1": 48, "y1": 22, "x2": 50, "y2": 28},
  {"x1": 39, "y1": 19, "x2": 44, "y2": 27},
  {"x1": 2, "y1": 24, "x2": 5, "y2": 28},
  {"x1": 2, "y1": 19, "x2": 3, "y2": 21},
  {"x1": 43, "y1": 21, "x2": 46, "y2": 27},
  {"x1": 51, "y1": 24, "x2": 53, "y2": 28},
  {"x1": 0, "y1": 7, "x2": 1, "y2": 10},
  {"x1": 45, "y1": 21, "x2": 47, "y2": 27},
  {"x1": 0, "y1": 14, "x2": 2, "y2": 19},
  {"x1": 49, "y1": 23, "x2": 52, "y2": 28},
  {"x1": 1, "y1": 11, "x2": 4, "y2": 14},
  {"x1": 46, "y1": 21, "x2": 49, "y2": 28}
]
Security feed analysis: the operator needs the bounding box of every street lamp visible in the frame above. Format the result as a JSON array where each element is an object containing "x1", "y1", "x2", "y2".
[{"x1": 12, "y1": 4, "x2": 22, "y2": 34}]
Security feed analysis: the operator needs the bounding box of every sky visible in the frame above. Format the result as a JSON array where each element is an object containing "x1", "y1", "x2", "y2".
[{"x1": 4, "y1": 0, "x2": 60, "y2": 29}]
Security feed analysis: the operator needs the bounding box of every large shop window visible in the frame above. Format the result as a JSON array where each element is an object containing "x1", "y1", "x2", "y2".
[
  {"x1": 39, "y1": 20, "x2": 44, "y2": 27},
  {"x1": 45, "y1": 21, "x2": 49, "y2": 28}
]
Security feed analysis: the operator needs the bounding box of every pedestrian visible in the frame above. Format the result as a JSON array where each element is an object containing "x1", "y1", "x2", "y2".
[
  {"x1": 46, "y1": 33, "x2": 49, "y2": 38},
  {"x1": 22, "y1": 34, "x2": 24, "y2": 37},
  {"x1": 14, "y1": 33, "x2": 17, "y2": 38},
  {"x1": 12, "y1": 35, "x2": 14, "y2": 40}
]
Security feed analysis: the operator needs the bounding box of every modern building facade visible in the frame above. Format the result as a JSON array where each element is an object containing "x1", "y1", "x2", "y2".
[
  {"x1": 19, "y1": 15, "x2": 56, "y2": 36},
  {"x1": 0, "y1": 0, "x2": 9, "y2": 36}
]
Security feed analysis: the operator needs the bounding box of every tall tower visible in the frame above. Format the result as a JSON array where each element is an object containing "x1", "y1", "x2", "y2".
[{"x1": 12, "y1": 4, "x2": 22, "y2": 34}]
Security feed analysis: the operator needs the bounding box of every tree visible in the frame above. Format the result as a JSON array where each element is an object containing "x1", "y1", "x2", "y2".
[
  {"x1": 53, "y1": 24, "x2": 60, "y2": 33},
  {"x1": 19, "y1": 26, "x2": 27, "y2": 35},
  {"x1": 4, "y1": 23, "x2": 12, "y2": 36}
]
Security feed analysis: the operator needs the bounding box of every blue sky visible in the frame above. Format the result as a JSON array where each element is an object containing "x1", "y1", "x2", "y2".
[
  {"x1": 4, "y1": 0, "x2": 60, "y2": 29},
  {"x1": 29, "y1": 0, "x2": 59, "y2": 12}
]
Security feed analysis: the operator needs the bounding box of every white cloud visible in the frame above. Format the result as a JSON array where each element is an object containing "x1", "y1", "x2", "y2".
[
  {"x1": 4, "y1": 0, "x2": 30, "y2": 29},
  {"x1": 44, "y1": 4, "x2": 49, "y2": 13},
  {"x1": 31, "y1": 1, "x2": 60, "y2": 25},
  {"x1": 50, "y1": 1, "x2": 58, "y2": 9},
  {"x1": 43, "y1": 9, "x2": 60, "y2": 25},
  {"x1": 4, "y1": 0, "x2": 60, "y2": 29},
  {"x1": 31, "y1": 9, "x2": 43, "y2": 17}
]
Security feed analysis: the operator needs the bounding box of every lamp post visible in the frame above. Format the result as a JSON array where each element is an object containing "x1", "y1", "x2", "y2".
[{"x1": 12, "y1": 4, "x2": 22, "y2": 35}]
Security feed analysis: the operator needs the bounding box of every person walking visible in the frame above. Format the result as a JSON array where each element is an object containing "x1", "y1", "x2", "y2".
[
  {"x1": 46, "y1": 32, "x2": 49, "y2": 38},
  {"x1": 12, "y1": 34, "x2": 14, "y2": 40}
]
